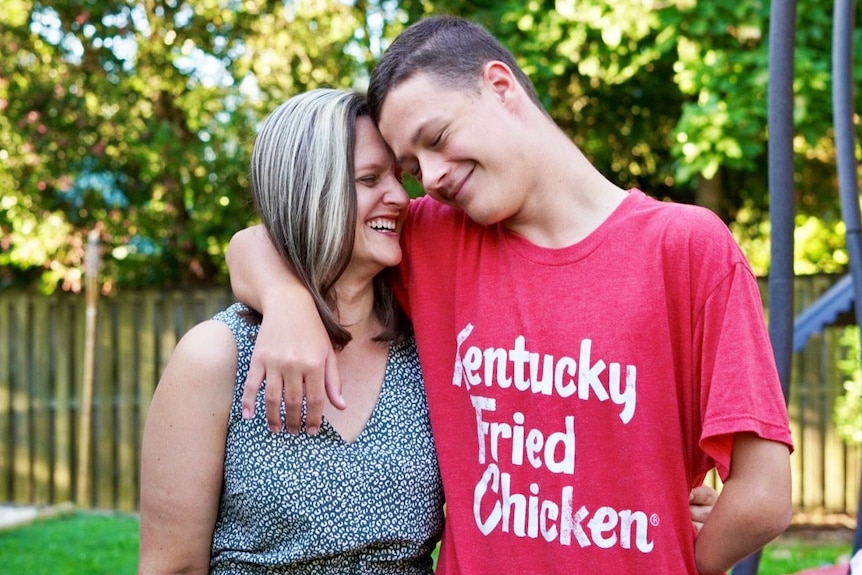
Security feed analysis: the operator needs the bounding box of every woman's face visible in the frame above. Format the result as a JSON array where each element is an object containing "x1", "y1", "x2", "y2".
[{"x1": 346, "y1": 116, "x2": 409, "y2": 280}]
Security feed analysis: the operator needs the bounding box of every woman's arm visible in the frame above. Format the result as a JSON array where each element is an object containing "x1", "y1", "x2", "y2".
[
  {"x1": 138, "y1": 321, "x2": 237, "y2": 575},
  {"x1": 694, "y1": 434, "x2": 792, "y2": 575},
  {"x1": 226, "y1": 225, "x2": 344, "y2": 435},
  {"x1": 688, "y1": 483, "x2": 718, "y2": 533}
]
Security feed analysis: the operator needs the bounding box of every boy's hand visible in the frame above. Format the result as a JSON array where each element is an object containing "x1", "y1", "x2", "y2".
[{"x1": 241, "y1": 297, "x2": 344, "y2": 435}]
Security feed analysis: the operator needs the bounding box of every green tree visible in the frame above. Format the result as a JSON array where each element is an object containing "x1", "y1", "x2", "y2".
[
  {"x1": 0, "y1": 0, "x2": 373, "y2": 291},
  {"x1": 420, "y1": 0, "x2": 853, "y2": 274},
  {"x1": 1, "y1": 0, "x2": 856, "y2": 290}
]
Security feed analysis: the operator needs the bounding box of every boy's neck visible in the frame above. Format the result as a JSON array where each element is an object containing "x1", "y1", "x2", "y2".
[{"x1": 504, "y1": 132, "x2": 627, "y2": 248}]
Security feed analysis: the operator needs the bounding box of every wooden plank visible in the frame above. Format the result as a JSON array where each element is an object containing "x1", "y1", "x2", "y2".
[
  {"x1": 93, "y1": 297, "x2": 117, "y2": 509},
  {"x1": 824, "y1": 423, "x2": 846, "y2": 513},
  {"x1": 824, "y1": 326, "x2": 850, "y2": 513},
  {"x1": 10, "y1": 294, "x2": 32, "y2": 503},
  {"x1": 211, "y1": 289, "x2": 234, "y2": 316},
  {"x1": 201, "y1": 288, "x2": 233, "y2": 321},
  {"x1": 787, "y1": 353, "x2": 804, "y2": 511},
  {"x1": 846, "y1": 443, "x2": 861, "y2": 513},
  {"x1": 138, "y1": 292, "x2": 158, "y2": 421},
  {"x1": 797, "y1": 337, "x2": 824, "y2": 511},
  {"x1": 51, "y1": 295, "x2": 74, "y2": 504},
  {"x1": 70, "y1": 293, "x2": 86, "y2": 505},
  {"x1": 116, "y1": 294, "x2": 137, "y2": 511},
  {"x1": 819, "y1": 329, "x2": 840, "y2": 513},
  {"x1": 160, "y1": 292, "x2": 182, "y2": 376},
  {"x1": 31, "y1": 298, "x2": 51, "y2": 504},
  {"x1": 100, "y1": 297, "x2": 120, "y2": 509},
  {"x1": 816, "y1": 335, "x2": 831, "y2": 511},
  {"x1": 0, "y1": 295, "x2": 12, "y2": 501},
  {"x1": 135, "y1": 291, "x2": 158, "y2": 511}
]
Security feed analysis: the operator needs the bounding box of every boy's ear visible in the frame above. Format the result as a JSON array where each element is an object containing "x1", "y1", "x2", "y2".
[{"x1": 483, "y1": 61, "x2": 518, "y2": 104}]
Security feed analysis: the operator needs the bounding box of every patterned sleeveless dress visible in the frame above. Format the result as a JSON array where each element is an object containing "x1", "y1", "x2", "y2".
[{"x1": 209, "y1": 303, "x2": 444, "y2": 574}]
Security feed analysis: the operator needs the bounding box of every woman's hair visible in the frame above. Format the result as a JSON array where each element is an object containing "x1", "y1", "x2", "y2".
[
  {"x1": 249, "y1": 88, "x2": 408, "y2": 348},
  {"x1": 367, "y1": 15, "x2": 544, "y2": 122}
]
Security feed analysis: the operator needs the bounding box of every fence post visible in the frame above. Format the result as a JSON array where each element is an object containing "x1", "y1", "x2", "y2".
[{"x1": 76, "y1": 230, "x2": 100, "y2": 506}]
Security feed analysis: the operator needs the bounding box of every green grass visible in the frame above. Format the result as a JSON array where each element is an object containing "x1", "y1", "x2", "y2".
[
  {"x1": 0, "y1": 511, "x2": 853, "y2": 575},
  {"x1": 758, "y1": 538, "x2": 852, "y2": 575},
  {"x1": 0, "y1": 511, "x2": 139, "y2": 575}
]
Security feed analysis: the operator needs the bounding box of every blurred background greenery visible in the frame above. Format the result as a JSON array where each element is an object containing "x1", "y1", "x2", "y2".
[{"x1": 0, "y1": 0, "x2": 858, "y2": 294}]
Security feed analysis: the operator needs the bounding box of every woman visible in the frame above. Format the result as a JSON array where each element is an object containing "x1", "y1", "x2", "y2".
[{"x1": 138, "y1": 89, "x2": 444, "y2": 574}]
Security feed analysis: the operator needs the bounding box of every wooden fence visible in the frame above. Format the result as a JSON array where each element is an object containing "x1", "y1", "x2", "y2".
[
  {"x1": 0, "y1": 279, "x2": 860, "y2": 516},
  {"x1": 0, "y1": 287, "x2": 233, "y2": 512},
  {"x1": 786, "y1": 275, "x2": 861, "y2": 516}
]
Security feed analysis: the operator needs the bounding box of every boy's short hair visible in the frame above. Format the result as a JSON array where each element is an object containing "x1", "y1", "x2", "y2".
[{"x1": 367, "y1": 16, "x2": 544, "y2": 122}]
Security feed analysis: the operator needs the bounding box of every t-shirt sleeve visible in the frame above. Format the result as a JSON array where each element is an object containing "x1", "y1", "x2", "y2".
[{"x1": 695, "y1": 260, "x2": 794, "y2": 480}]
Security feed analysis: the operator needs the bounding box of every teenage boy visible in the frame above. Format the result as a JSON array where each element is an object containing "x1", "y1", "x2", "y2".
[{"x1": 227, "y1": 16, "x2": 792, "y2": 575}]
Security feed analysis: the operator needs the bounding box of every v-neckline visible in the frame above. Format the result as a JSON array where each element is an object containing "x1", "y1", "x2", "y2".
[{"x1": 318, "y1": 343, "x2": 393, "y2": 446}]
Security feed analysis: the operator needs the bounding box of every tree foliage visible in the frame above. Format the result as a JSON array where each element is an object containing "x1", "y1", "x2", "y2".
[
  {"x1": 1, "y1": 0, "x2": 376, "y2": 291},
  {"x1": 0, "y1": 0, "x2": 856, "y2": 292}
]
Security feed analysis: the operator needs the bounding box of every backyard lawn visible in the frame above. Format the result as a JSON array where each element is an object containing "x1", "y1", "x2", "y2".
[
  {"x1": 0, "y1": 510, "x2": 139, "y2": 575},
  {"x1": 0, "y1": 510, "x2": 854, "y2": 575}
]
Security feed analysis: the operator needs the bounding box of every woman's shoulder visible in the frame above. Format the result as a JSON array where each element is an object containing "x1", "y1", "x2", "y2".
[
  {"x1": 171, "y1": 319, "x2": 239, "y2": 380},
  {"x1": 150, "y1": 318, "x2": 238, "y2": 425}
]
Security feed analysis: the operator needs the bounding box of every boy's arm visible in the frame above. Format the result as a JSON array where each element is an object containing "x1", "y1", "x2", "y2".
[
  {"x1": 226, "y1": 225, "x2": 345, "y2": 435},
  {"x1": 694, "y1": 434, "x2": 792, "y2": 575}
]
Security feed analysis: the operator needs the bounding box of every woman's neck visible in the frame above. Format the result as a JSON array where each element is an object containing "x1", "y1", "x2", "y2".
[{"x1": 333, "y1": 279, "x2": 380, "y2": 342}]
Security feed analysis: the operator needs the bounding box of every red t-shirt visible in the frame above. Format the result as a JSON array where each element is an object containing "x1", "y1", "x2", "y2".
[{"x1": 395, "y1": 190, "x2": 793, "y2": 574}]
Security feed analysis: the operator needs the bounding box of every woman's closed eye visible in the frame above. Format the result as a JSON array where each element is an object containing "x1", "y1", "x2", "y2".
[{"x1": 357, "y1": 175, "x2": 379, "y2": 186}]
